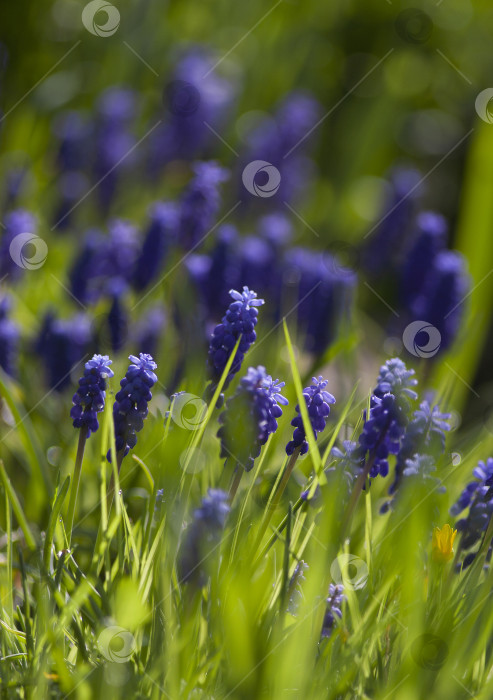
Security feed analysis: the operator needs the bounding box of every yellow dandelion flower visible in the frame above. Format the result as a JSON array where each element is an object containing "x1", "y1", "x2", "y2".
[{"x1": 432, "y1": 524, "x2": 457, "y2": 563}]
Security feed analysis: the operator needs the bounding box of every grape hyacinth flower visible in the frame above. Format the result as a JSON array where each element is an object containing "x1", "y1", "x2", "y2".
[
  {"x1": 106, "y1": 280, "x2": 128, "y2": 352},
  {"x1": 149, "y1": 48, "x2": 235, "y2": 171},
  {"x1": 108, "y1": 353, "x2": 158, "y2": 463},
  {"x1": 132, "y1": 203, "x2": 178, "y2": 292},
  {"x1": 0, "y1": 297, "x2": 19, "y2": 377},
  {"x1": 67, "y1": 354, "x2": 114, "y2": 543},
  {"x1": 207, "y1": 287, "x2": 264, "y2": 404},
  {"x1": 362, "y1": 167, "x2": 423, "y2": 275},
  {"x1": 282, "y1": 248, "x2": 356, "y2": 356},
  {"x1": 0, "y1": 209, "x2": 37, "y2": 280},
  {"x1": 399, "y1": 212, "x2": 447, "y2": 309},
  {"x1": 178, "y1": 489, "x2": 230, "y2": 587},
  {"x1": 71, "y1": 354, "x2": 114, "y2": 437},
  {"x1": 450, "y1": 458, "x2": 493, "y2": 568},
  {"x1": 178, "y1": 161, "x2": 229, "y2": 250},
  {"x1": 186, "y1": 224, "x2": 241, "y2": 319},
  {"x1": 337, "y1": 359, "x2": 418, "y2": 533},
  {"x1": 217, "y1": 366, "x2": 288, "y2": 473},
  {"x1": 410, "y1": 250, "x2": 469, "y2": 353},
  {"x1": 286, "y1": 377, "x2": 336, "y2": 456},
  {"x1": 386, "y1": 401, "x2": 451, "y2": 502},
  {"x1": 94, "y1": 87, "x2": 137, "y2": 211},
  {"x1": 321, "y1": 584, "x2": 345, "y2": 639}
]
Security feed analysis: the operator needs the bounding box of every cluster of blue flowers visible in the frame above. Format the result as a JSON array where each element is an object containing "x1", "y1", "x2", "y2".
[
  {"x1": 71, "y1": 355, "x2": 114, "y2": 437},
  {"x1": 286, "y1": 376, "x2": 336, "y2": 456},
  {"x1": 0, "y1": 297, "x2": 19, "y2": 377},
  {"x1": 108, "y1": 353, "x2": 158, "y2": 461},
  {"x1": 218, "y1": 365, "x2": 288, "y2": 472},
  {"x1": 178, "y1": 488, "x2": 231, "y2": 587},
  {"x1": 339, "y1": 359, "x2": 418, "y2": 480},
  {"x1": 321, "y1": 583, "x2": 345, "y2": 639},
  {"x1": 207, "y1": 287, "x2": 264, "y2": 402},
  {"x1": 332, "y1": 359, "x2": 452, "y2": 512},
  {"x1": 451, "y1": 458, "x2": 493, "y2": 569}
]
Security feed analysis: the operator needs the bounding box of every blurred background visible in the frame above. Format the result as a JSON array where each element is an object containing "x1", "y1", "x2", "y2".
[{"x1": 1, "y1": 0, "x2": 493, "y2": 515}]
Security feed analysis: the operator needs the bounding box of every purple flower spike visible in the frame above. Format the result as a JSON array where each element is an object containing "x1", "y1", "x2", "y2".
[
  {"x1": 108, "y1": 353, "x2": 158, "y2": 461},
  {"x1": 71, "y1": 354, "x2": 114, "y2": 437},
  {"x1": 286, "y1": 376, "x2": 336, "y2": 456},
  {"x1": 207, "y1": 286, "x2": 264, "y2": 404}
]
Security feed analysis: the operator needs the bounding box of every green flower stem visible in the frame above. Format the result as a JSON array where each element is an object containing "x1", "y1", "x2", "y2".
[
  {"x1": 66, "y1": 426, "x2": 88, "y2": 547},
  {"x1": 253, "y1": 445, "x2": 301, "y2": 555}
]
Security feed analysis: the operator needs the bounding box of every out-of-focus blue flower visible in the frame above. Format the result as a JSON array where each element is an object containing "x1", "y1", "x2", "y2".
[
  {"x1": 217, "y1": 365, "x2": 288, "y2": 472},
  {"x1": 186, "y1": 224, "x2": 241, "y2": 319},
  {"x1": 258, "y1": 212, "x2": 293, "y2": 248},
  {"x1": 133, "y1": 202, "x2": 178, "y2": 291},
  {"x1": 69, "y1": 220, "x2": 139, "y2": 305},
  {"x1": 363, "y1": 167, "x2": 423, "y2": 275},
  {"x1": 53, "y1": 111, "x2": 92, "y2": 173},
  {"x1": 388, "y1": 401, "x2": 451, "y2": 498},
  {"x1": 149, "y1": 48, "x2": 235, "y2": 170},
  {"x1": 321, "y1": 583, "x2": 345, "y2": 639},
  {"x1": 94, "y1": 87, "x2": 137, "y2": 211},
  {"x1": 54, "y1": 171, "x2": 91, "y2": 230},
  {"x1": 286, "y1": 376, "x2": 336, "y2": 456},
  {"x1": 207, "y1": 287, "x2": 264, "y2": 402},
  {"x1": 451, "y1": 458, "x2": 493, "y2": 562},
  {"x1": 108, "y1": 353, "x2": 157, "y2": 461},
  {"x1": 36, "y1": 312, "x2": 92, "y2": 390},
  {"x1": 178, "y1": 161, "x2": 229, "y2": 250},
  {"x1": 106, "y1": 280, "x2": 128, "y2": 353},
  {"x1": 399, "y1": 212, "x2": 447, "y2": 308},
  {"x1": 0, "y1": 209, "x2": 37, "y2": 280},
  {"x1": 410, "y1": 250, "x2": 469, "y2": 352},
  {"x1": 71, "y1": 354, "x2": 114, "y2": 436},
  {"x1": 178, "y1": 488, "x2": 231, "y2": 587},
  {"x1": 240, "y1": 91, "x2": 321, "y2": 204},
  {"x1": 282, "y1": 247, "x2": 356, "y2": 355},
  {"x1": 0, "y1": 296, "x2": 19, "y2": 377}
]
